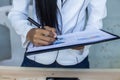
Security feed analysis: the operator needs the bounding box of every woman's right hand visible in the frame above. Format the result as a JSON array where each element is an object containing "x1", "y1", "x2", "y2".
[{"x1": 27, "y1": 26, "x2": 56, "y2": 46}]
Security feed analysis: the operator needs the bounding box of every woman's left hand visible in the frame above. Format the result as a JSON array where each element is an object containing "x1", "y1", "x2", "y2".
[{"x1": 72, "y1": 46, "x2": 84, "y2": 50}]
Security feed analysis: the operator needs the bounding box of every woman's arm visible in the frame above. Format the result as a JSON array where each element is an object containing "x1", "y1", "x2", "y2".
[
  {"x1": 8, "y1": 0, "x2": 32, "y2": 47},
  {"x1": 86, "y1": 0, "x2": 107, "y2": 30},
  {"x1": 8, "y1": 0, "x2": 56, "y2": 47}
]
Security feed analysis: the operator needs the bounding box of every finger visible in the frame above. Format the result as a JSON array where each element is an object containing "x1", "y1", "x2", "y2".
[
  {"x1": 38, "y1": 35, "x2": 56, "y2": 43},
  {"x1": 44, "y1": 26, "x2": 55, "y2": 31},
  {"x1": 35, "y1": 28, "x2": 56, "y2": 40},
  {"x1": 35, "y1": 29, "x2": 52, "y2": 37},
  {"x1": 72, "y1": 46, "x2": 84, "y2": 50},
  {"x1": 44, "y1": 26, "x2": 57, "y2": 37},
  {"x1": 33, "y1": 39, "x2": 50, "y2": 46},
  {"x1": 42, "y1": 30, "x2": 55, "y2": 38},
  {"x1": 32, "y1": 29, "x2": 55, "y2": 43}
]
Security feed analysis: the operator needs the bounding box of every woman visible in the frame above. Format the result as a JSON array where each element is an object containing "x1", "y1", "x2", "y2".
[{"x1": 8, "y1": 0, "x2": 107, "y2": 68}]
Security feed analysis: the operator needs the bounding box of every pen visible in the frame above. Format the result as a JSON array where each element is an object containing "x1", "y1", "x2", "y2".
[{"x1": 27, "y1": 17, "x2": 42, "y2": 28}]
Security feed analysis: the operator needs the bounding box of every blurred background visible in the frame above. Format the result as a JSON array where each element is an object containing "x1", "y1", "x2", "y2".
[{"x1": 0, "y1": 0, "x2": 120, "y2": 68}]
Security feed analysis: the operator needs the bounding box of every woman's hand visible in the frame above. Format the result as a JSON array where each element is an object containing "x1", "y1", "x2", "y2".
[{"x1": 27, "y1": 26, "x2": 56, "y2": 46}]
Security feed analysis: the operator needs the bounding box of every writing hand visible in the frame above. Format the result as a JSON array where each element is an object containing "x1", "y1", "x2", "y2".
[{"x1": 27, "y1": 26, "x2": 56, "y2": 46}]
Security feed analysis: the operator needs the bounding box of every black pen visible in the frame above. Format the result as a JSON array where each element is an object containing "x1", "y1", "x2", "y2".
[{"x1": 27, "y1": 17, "x2": 42, "y2": 28}]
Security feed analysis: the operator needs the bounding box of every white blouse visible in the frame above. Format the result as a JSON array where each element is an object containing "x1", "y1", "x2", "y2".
[{"x1": 8, "y1": 0, "x2": 107, "y2": 65}]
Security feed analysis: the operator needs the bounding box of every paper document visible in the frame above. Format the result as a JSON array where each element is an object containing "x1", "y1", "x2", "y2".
[{"x1": 26, "y1": 29, "x2": 119, "y2": 55}]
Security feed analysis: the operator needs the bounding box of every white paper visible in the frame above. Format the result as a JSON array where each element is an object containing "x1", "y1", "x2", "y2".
[{"x1": 26, "y1": 30, "x2": 118, "y2": 53}]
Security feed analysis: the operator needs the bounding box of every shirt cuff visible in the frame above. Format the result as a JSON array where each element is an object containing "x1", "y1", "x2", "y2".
[{"x1": 21, "y1": 26, "x2": 33, "y2": 48}]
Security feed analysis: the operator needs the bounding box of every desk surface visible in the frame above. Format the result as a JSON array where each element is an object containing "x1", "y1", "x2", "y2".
[{"x1": 0, "y1": 66, "x2": 120, "y2": 80}]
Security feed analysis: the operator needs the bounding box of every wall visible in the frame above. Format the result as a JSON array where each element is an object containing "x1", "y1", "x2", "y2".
[
  {"x1": 0, "y1": 24, "x2": 11, "y2": 61},
  {"x1": 0, "y1": 0, "x2": 11, "y2": 61},
  {"x1": 89, "y1": 0, "x2": 120, "y2": 68},
  {"x1": 0, "y1": 0, "x2": 11, "y2": 7}
]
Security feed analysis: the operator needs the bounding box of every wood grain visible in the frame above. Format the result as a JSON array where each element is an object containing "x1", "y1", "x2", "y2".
[{"x1": 0, "y1": 66, "x2": 120, "y2": 80}]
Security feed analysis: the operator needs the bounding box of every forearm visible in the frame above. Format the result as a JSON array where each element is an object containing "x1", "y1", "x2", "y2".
[{"x1": 8, "y1": 0, "x2": 33, "y2": 48}]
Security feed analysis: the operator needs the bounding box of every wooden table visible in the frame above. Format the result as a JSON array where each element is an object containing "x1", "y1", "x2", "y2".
[{"x1": 0, "y1": 66, "x2": 120, "y2": 80}]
